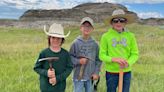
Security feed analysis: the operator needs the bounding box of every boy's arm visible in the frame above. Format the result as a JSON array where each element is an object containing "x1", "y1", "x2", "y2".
[
  {"x1": 99, "y1": 35, "x2": 112, "y2": 63},
  {"x1": 69, "y1": 42, "x2": 80, "y2": 65},
  {"x1": 127, "y1": 35, "x2": 139, "y2": 66},
  {"x1": 94, "y1": 44, "x2": 102, "y2": 75},
  {"x1": 33, "y1": 53, "x2": 48, "y2": 77}
]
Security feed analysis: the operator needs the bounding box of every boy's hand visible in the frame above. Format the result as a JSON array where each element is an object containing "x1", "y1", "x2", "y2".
[
  {"x1": 49, "y1": 77, "x2": 56, "y2": 86},
  {"x1": 79, "y1": 58, "x2": 88, "y2": 65},
  {"x1": 92, "y1": 74, "x2": 99, "y2": 80},
  {"x1": 48, "y1": 68, "x2": 55, "y2": 78},
  {"x1": 112, "y1": 58, "x2": 128, "y2": 68}
]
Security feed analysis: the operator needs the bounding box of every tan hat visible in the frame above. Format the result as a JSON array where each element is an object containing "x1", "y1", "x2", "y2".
[
  {"x1": 104, "y1": 9, "x2": 136, "y2": 25},
  {"x1": 44, "y1": 23, "x2": 70, "y2": 38},
  {"x1": 80, "y1": 17, "x2": 94, "y2": 27}
]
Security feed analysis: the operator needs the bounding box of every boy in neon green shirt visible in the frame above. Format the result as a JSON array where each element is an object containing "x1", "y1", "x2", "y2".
[{"x1": 99, "y1": 9, "x2": 139, "y2": 92}]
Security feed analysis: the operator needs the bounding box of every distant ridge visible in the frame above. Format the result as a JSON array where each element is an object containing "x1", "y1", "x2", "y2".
[{"x1": 19, "y1": 2, "x2": 138, "y2": 23}]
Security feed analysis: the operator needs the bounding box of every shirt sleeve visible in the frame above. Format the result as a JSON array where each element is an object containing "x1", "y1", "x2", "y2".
[
  {"x1": 99, "y1": 34, "x2": 112, "y2": 63},
  {"x1": 127, "y1": 34, "x2": 139, "y2": 66},
  {"x1": 33, "y1": 52, "x2": 48, "y2": 77},
  {"x1": 69, "y1": 42, "x2": 80, "y2": 65},
  {"x1": 94, "y1": 44, "x2": 102, "y2": 75}
]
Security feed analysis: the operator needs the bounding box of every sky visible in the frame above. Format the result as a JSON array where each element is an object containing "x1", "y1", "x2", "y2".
[{"x1": 0, "y1": 0, "x2": 164, "y2": 19}]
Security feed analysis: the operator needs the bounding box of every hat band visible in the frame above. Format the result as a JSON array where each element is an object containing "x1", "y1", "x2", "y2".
[{"x1": 49, "y1": 32, "x2": 64, "y2": 36}]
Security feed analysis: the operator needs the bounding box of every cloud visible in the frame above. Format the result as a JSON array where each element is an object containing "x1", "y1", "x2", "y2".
[
  {"x1": 137, "y1": 12, "x2": 164, "y2": 19},
  {"x1": 124, "y1": 4, "x2": 131, "y2": 9},
  {"x1": 34, "y1": 0, "x2": 60, "y2": 9},
  {"x1": 95, "y1": 0, "x2": 164, "y2": 4},
  {"x1": 1, "y1": 0, "x2": 60, "y2": 9},
  {"x1": 2, "y1": 0, "x2": 163, "y2": 10},
  {"x1": 0, "y1": 0, "x2": 95, "y2": 9}
]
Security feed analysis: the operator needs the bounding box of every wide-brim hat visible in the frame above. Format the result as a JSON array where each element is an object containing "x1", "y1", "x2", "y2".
[
  {"x1": 80, "y1": 17, "x2": 94, "y2": 27},
  {"x1": 44, "y1": 23, "x2": 70, "y2": 38},
  {"x1": 104, "y1": 9, "x2": 136, "y2": 25}
]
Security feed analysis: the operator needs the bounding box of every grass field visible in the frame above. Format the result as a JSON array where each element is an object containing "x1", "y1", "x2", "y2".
[{"x1": 0, "y1": 24, "x2": 164, "y2": 92}]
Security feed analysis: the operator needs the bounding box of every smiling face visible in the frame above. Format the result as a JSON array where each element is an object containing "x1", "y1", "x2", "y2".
[
  {"x1": 48, "y1": 36, "x2": 64, "y2": 48},
  {"x1": 111, "y1": 18, "x2": 127, "y2": 32},
  {"x1": 80, "y1": 21, "x2": 94, "y2": 36}
]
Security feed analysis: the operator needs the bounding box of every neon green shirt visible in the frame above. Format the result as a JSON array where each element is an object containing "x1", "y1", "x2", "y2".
[{"x1": 99, "y1": 28, "x2": 139, "y2": 72}]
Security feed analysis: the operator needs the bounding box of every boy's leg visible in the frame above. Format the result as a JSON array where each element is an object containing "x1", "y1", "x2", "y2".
[
  {"x1": 73, "y1": 80, "x2": 84, "y2": 92},
  {"x1": 106, "y1": 72, "x2": 118, "y2": 92},
  {"x1": 84, "y1": 80, "x2": 92, "y2": 92},
  {"x1": 123, "y1": 72, "x2": 131, "y2": 92}
]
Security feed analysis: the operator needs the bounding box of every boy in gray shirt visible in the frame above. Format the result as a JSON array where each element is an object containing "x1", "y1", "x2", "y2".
[{"x1": 69, "y1": 17, "x2": 102, "y2": 92}]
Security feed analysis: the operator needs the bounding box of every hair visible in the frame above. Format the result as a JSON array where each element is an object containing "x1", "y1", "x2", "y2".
[{"x1": 48, "y1": 36, "x2": 65, "y2": 47}]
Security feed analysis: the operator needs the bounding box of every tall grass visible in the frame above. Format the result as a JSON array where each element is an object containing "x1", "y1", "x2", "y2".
[{"x1": 0, "y1": 24, "x2": 164, "y2": 92}]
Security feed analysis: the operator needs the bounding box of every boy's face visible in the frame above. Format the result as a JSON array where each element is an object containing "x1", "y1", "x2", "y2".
[
  {"x1": 80, "y1": 22, "x2": 93, "y2": 36},
  {"x1": 111, "y1": 18, "x2": 127, "y2": 32},
  {"x1": 50, "y1": 36, "x2": 62, "y2": 47}
]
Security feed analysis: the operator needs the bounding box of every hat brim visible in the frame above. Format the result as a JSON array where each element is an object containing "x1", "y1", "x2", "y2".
[
  {"x1": 104, "y1": 14, "x2": 136, "y2": 25},
  {"x1": 44, "y1": 26, "x2": 70, "y2": 38}
]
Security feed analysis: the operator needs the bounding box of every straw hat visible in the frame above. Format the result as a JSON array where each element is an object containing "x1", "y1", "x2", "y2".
[
  {"x1": 104, "y1": 9, "x2": 136, "y2": 25},
  {"x1": 44, "y1": 23, "x2": 70, "y2": 38},
  {"x1": 80, "y1": 17, "x2": 94, "y2": 27}
]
